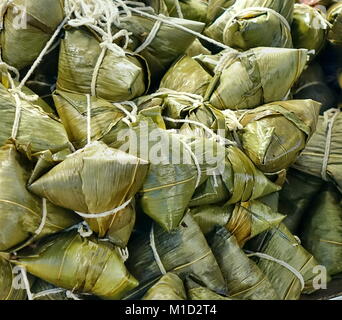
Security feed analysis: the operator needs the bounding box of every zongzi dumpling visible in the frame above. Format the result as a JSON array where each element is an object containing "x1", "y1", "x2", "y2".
[
  {"x1": 291, "y1": 4, "x2": 330, "y2": 58},
  {"x1": 222, "y1": 7, "x2": 293, "y2": 50},
  {"x1": 293, "y1": 108, "x2": 342, "y2": 193},
  {"x1": 191, "y1": 201, "x2": 285, "y2": 247},
  {"x1": 248, "y1": 223, "x2": 321, "y2": 299},
  {"x1": 300, "y1": 185, "x2": 342, "y2": 277},
  {"x1": 0, "y1": 142, "x2": 80, "y2": 252},
  {"x1": 0, "y1": 83, "x2": 70, "y2": 157},
  {"x1": 11, "y1": 231, "x2": 139, "y2": 300},
  {"x1": 161, "y1": 47, "x2": 308, "y2": 110},
  {"x1": 28, "y1": 141, "x2": 149, "y2": 237},
  {"x1": 0, "y1": 0, "x2": 65, "y2": 70},
  {"x1": 204, "y1": 0, "x2": 295, "y2": 42},
  {"x1": 279, "y1": 168, "x2": 323, "y2": 233},
  {"x1": 236, "y1": 99, "x2": 320, "y2": 173},
  {"x1": 57, "y1": 27, "x2": 149, "y2": 102},
  {"x1": 207, "y1": 227, "x2": 280, "y2": 300},
  {"x1": 126, "y1": 213, "x2": 228, "y2": 296}
]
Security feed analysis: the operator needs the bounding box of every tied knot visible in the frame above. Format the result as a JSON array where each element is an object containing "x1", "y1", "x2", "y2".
[
  {"x1": 222, "y1": 109, "x2": 243, "y2": 131},
  {"x1": 68, "y1": 16, "x2": 96, "y2": 27},
  {"x1": 99, "y1": 41, "x2": 126, "y2": 57},
  {"x1": 113, "y1": 101, "x2": 138, "y2": 125},
  {"x1": 8, "y1": 88, "x2": 39, "y2": 102}
]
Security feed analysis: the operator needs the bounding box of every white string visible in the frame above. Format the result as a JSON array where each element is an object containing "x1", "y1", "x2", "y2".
[
  {"x1": 65, "y1": 291, "x2": 82, "y2": 300},
  {"x1": 222, "y1": 109, "x2": 243, "y2": 131},
  {"x1": 18, "y1": 15, "x2": 72, "y2": 91},
  {"x1": 0, "y1": 51, "x2": 20, "y2": 81},
  {"x1": 163, "y1": 116, "x2": 232, "y2": 146},
  {"x1": 321, "y1": 108, "x2": 340, "y2": 181},
  {"x1": 77, "y1": 221, "x2": 93, "y2": 237},
  {"x1": 32, "y1": 287, "x2": 83, "y2": 300},
  {"x1": 34, "y1": 198, "x2": 48, "y2": 236},
  {"x1": 32, "y1": 288, "x2": 66, "y2": 300},
  {"x1": 0, "y1": 55, "x2": 39, "y2": 140},
  {"x1": 113, "y1": 102, "x2": 137, "y2": 123},
  {"x1": 247, "y1": 252, "x2": 305, "y2": 290},
  {"x1": 149, "y1": 224, "x2": 167, "y2": 275},
  {"x1": 75, "y1": 198, "x2": 133, "y2": 219},
  {"x1": 128, "y1": 8, "x2": 230, "y2": 49},
  {"x1": 293, "y1": 235, "x2": 301, "y2": 247},
  {"x1": 19, "y1": 267, "x2": 33, "y2": 301},
  {"x1": 294, "y1": 81, "x2": 326, "y2": 94},
  {"x1": 134, "y1": 20, "x2": 162, "y2": 53},
  {"x1": 151, "y1": 89, "x2": 205, "y2": 109},
  {"x1": 173, "y1": 0, "x2": 184, "y2": 19},
  {"x1": 178, "y1": 137, "x2": 202, "y2": 188},
  {"x1": 212, "y1": 171, "x2": 219, "y2": 188},
  {"x1": 226, "y1": 7, "x2": 291, "y2": 32}
]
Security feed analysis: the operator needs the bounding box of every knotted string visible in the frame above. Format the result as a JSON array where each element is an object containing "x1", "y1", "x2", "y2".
[
  {"x1": 113, "y1": 101, "x2": 138, "y2": 125},
  {"x1": 221, "y1": 109, "x2": 243, "y2": 131},
  {"x1": 1, "y1": 11, "x2": 71, "y2": 141},
  {"x1": 151, "y1": 89, "x2": 205, "y2": 110},
  {"x1": 163, "y1": 116, "x2": 234, "y2": 147}
]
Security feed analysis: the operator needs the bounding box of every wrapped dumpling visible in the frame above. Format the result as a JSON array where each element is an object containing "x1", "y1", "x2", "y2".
[
  {"x1": 57, "y1": 27, "x2": 150, "y2": 102},
  {"x1": 161, "y1": 47, "x2": 308, "y2": 110},
  {"x1": 126, "y1": 213, "x2": 228, "y2": 296},
  {"x1": 204, "y1": 0, "x2": 295, "y2": 42},
  {"x1": 0, "y1": 0, "x2": 65, "y2": 70},
  {"x1": 235, "y1": 99, "x2": 320, "y2": 173},
  {"x1": 223, "y1": 7, "x2": 293, "y2": 50},
  {"x1": 0, "y1": 142, "x2": 80, "y2": 252},
  {"x1": 28, "y1": 141, "x2": 149, "y2": 237},
  {"x1": 293, "y1": 109, "x2": 342, "y2": 193},
  {"x1": 11, "y1": 231, "x2": 139, "y2": 300},
  {"x1": 0, "y1": 83, "x2": 71, "y2": 157},
  {"x1": 291, "y1": 4, "x2": 330, "y2": 59}
]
